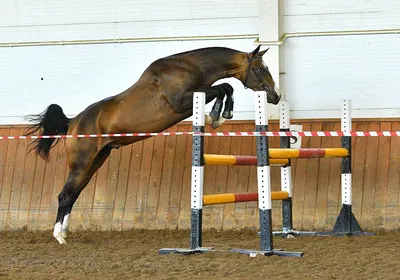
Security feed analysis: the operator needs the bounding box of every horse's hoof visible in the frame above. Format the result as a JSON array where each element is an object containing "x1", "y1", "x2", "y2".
[
  {"x1": 212, "y1": 121, "x2": 219, "y2": 129},
  {"x1": 61, "y1": 231, "x2": 67, "y2": 239},
  {"x1": 205, "y1": 114, "x2": 213, "y2": 125},
  {"x1": 222, "y1": 111, "x2": 233, "y2": 119},
  {"x1": 55, "y1": 235, "x2": 67, "y2": 244},
  {"x1": 212, "y1": 117, "x2": 226, "y2": 129}
]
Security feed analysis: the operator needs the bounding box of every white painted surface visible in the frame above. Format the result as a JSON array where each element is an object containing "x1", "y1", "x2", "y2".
[
  {"x1": 254, "y1": 91, "x2": 269, "y2": 126},
  {"x1": 191, "y1": 166, "x2": 204, "y2": 209},
  {"x1": 342, "y1": 100, "x2": 352, "y2": 132},
  {"x1": 1, "y1": 1, "x2": 399, "y2": 125},
  {"x1": 258, "y1": 0, "x2": 280, "y2": 41},
  {"x1": 284, "y1": 34, "x2": 400, "y2": 119},
  {"x1": 341, "y1": 173, "x2": 352, "y2": 205},
  {"x1": 281, "y1": 166, "x2": 292, "y2": 197},
  {"x1": 257, "y1": 166, "x2": 272, "y2": 210},
  {"x1": 193, "y1": 92, "x2": 206, "y2": 126},
  {"x1": 279, "y1": 101, "x2": 290, "y2": 129},
  {"x1": 289, "y1": 125, "x2": 303, "y2": 149},
  {"x1": 1, "y1": 0, "x2": 258, "y2": 43},
  {"x1": 284, "y1": 1, "x2": 400, "y2": 33}
]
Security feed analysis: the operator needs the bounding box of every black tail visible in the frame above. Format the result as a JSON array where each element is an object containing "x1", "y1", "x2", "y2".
[{"x1": 25, "y1": 104, "x2": 70, "y2": 161}]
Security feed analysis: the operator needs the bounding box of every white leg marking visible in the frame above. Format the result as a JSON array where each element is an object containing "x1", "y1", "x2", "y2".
[
  {"x1": 53, "y1": 222, "x2": 67, "y2": 244},
  {"x1": 61, "y1": 214, "x2": 70, "y2": 238},
  {"x1": 205, "y1": 114, "x2": 213, "y2": 125}
]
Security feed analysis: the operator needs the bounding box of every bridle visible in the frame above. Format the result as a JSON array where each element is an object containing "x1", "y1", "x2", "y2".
[{"x1": 243, "y1": 54, "x2": 272, "y2": 93}]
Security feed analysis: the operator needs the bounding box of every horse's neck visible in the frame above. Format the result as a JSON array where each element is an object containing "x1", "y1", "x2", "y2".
[{"x1": 195, "y1": 49, "x2": 245, "y2": 85}]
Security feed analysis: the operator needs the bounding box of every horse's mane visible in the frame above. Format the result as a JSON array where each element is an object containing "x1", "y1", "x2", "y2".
[{"x1": 166, "y1": 46, "x2": 242, "y2": 59}]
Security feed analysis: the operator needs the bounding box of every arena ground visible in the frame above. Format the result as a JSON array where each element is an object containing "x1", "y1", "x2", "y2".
[{"x1": 0, "y1": 229, "x2": 399, "y2": 279}]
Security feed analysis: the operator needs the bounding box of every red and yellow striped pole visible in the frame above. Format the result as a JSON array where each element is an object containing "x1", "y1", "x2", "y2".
[
  {"x1": 204, "y1": 154, "x2": 288, "y2": 166},
  {"x1": 203, "y1": 191, "x2": 289, "y2": 206},
  {"x1": 203, "y1": 148, "x2": 348, "y2": 166}
]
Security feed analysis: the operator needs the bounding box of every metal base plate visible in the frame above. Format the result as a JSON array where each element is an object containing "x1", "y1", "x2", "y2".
[
  {"x1": 273, "y1": 230, "x2": 319, "y2": 237},
  {"x1": 228, "y1": 248, "x2": 304, "y2": 258},
  {"x1": 273, "y1": 230, "x2": 376, "y2": 237},
  {"x1": 159, "y1": 247, "x2": 215, "y2": 255}
]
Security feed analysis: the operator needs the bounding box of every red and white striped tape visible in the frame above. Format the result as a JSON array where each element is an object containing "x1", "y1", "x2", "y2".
[{"x1": 1, "y1": 131, "x2": 400, "y2": 140}]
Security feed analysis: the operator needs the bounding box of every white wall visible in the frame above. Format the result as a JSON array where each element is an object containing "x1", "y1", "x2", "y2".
[
  {"x1": 284, "y1": 34, "x2": 400, "y2": 119},
  {"x1": 0, "y1": 0, "x2": 258, "y2": 43},
  {"x1": 1, "y1": 0, "x2": 399, "y2": 125},
  {"x1": 0, "y1": 0, "x2": 262, "y2": 125},
  {"x1": 282, "y1": 0, "x2": 400, "y2": 119},
  {"x1": 284, "y1": 0, "x2": 400, "y2": 32}
]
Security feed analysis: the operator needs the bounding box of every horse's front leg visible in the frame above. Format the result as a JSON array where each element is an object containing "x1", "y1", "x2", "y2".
[
  {"x1": 222, "y1": 88, "x2": 234, "y2": 119},
  {"x1": 205, "y1": 83, "x2": 234, "y2": 129},
  {"x1": 166, "y1": 83, "x2": 234, "y2": 129}
]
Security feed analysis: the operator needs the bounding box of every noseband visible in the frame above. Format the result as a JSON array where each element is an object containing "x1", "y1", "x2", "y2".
[{"x1": 243, "y1": 55, "x2": 272, "y2": 93}]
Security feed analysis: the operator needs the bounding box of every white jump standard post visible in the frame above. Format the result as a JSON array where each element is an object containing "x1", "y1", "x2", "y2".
[
  {"x1": 273, "y1": 102, "x2": 317, "y2": 237},
  {"x1": 159, "y1": 92, "x2": 215, "y2": 255},
  {"x1": 228, "y1": 92, "x2": 303, "y2": 257},
  {"x1": 331, "y1": 100, "x2": 374, "y2": 236},
  {"x1": 273, "y1": 99, "x2": 375, "y2": 237},
  {"x1": 279, "y1": 101, "x2": 293, "y2": 233}
]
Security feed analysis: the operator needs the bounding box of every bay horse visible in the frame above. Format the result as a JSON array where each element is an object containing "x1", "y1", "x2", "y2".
[{"x1": 25, "y1": 45, "x2": 281, "y2": 244}]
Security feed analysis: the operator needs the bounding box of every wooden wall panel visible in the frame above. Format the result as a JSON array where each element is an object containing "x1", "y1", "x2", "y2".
[
  {"x1": 111, "y1": 145, "x2": 132, "y2": 230},
  {"x1": 1, "y1": 119, "x2": 400, "y2": 232},
  {"x1": 386, "y1": 122, "x2": 400, "y2": 229},
  {"x1": 374, "y1": 122, "x2": 391, "y2": 229},
  {"x1": 6, "y1": 132, "x2": 28, "y2": 229},
  {"x1": 352, "y1": 121, "x2": 368, "y2": 226},
  {"x1": 292, "y1": 123, "x2": 311, "y2": 230},
  {"x1": 37, "y1": 143, "x2": 58, "y2": 230},
  {"x1": 313, "y1": 122, "x2": 333, "y2": 229},
  {"x1": 121, "y1": 140, "x2": 143, "y2": 230},
  {"x1": 155, "y1": 127, "x2": 177, "y2": 229},
  {"x1": 1, "y1": 128, "x2": 20, "y2": 230},
  {"x1": 361, "y1": 122, "x2": 380, "y2": 229},
  {"x1": 168, "y1": 124, "x2": 189, "y2": 228},
  {"x1": 18, "y1": 138, "x2": 37, "y2": 229}
]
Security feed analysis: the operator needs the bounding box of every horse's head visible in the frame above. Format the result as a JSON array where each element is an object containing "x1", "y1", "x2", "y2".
[{"x1": 242, "y1": 45, "x2": 281, "y2": 105}]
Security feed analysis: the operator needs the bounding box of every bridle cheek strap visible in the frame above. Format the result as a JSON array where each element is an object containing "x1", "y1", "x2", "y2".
[{"x1": 243, "y1": 55, "x2": 271, "y2": 93}]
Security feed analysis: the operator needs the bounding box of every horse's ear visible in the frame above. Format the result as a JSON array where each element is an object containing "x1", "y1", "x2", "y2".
[
  {"x1": 249, "y1": 45, "x2": 261, "y2": 58},
  {"x1": 256, "y1": 47, "x2": 270, "y2": 57}
]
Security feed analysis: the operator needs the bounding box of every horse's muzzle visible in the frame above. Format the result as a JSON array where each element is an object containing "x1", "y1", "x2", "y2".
[{"x1": 267, "y1": 91, "x2": 281, "y2": 105}]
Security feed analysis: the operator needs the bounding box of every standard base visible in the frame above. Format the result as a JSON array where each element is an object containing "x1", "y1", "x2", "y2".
[
  {"x1": 273, "y1": 230, "x2": 322, "y2": 237},
  {"x1": 159, "y1": 247, "x2": 215, "y2": 255},
  {"x1": 272, "y1": 230, "x2": 376, "y2": 238},
  {"x1": 228, "y1": 248, "x2": 304, "y2": 258},
  {"x1": 273, "y1": 205, "x2": 376, "y2": 237},
  {"x1": 332, "y1": 204, "x2": 363, "y2": 232},
  {"x1": 159, "y1": 247, "x2": 304, "y2": 258}
]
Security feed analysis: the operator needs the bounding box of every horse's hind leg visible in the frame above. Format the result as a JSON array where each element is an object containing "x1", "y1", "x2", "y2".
[
  {"x1": 222, "y1": 88, "x2": 234, "y2": 119},
  {"x1": 53, "y1": 145, "x2": 112, "y2": 244}
]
